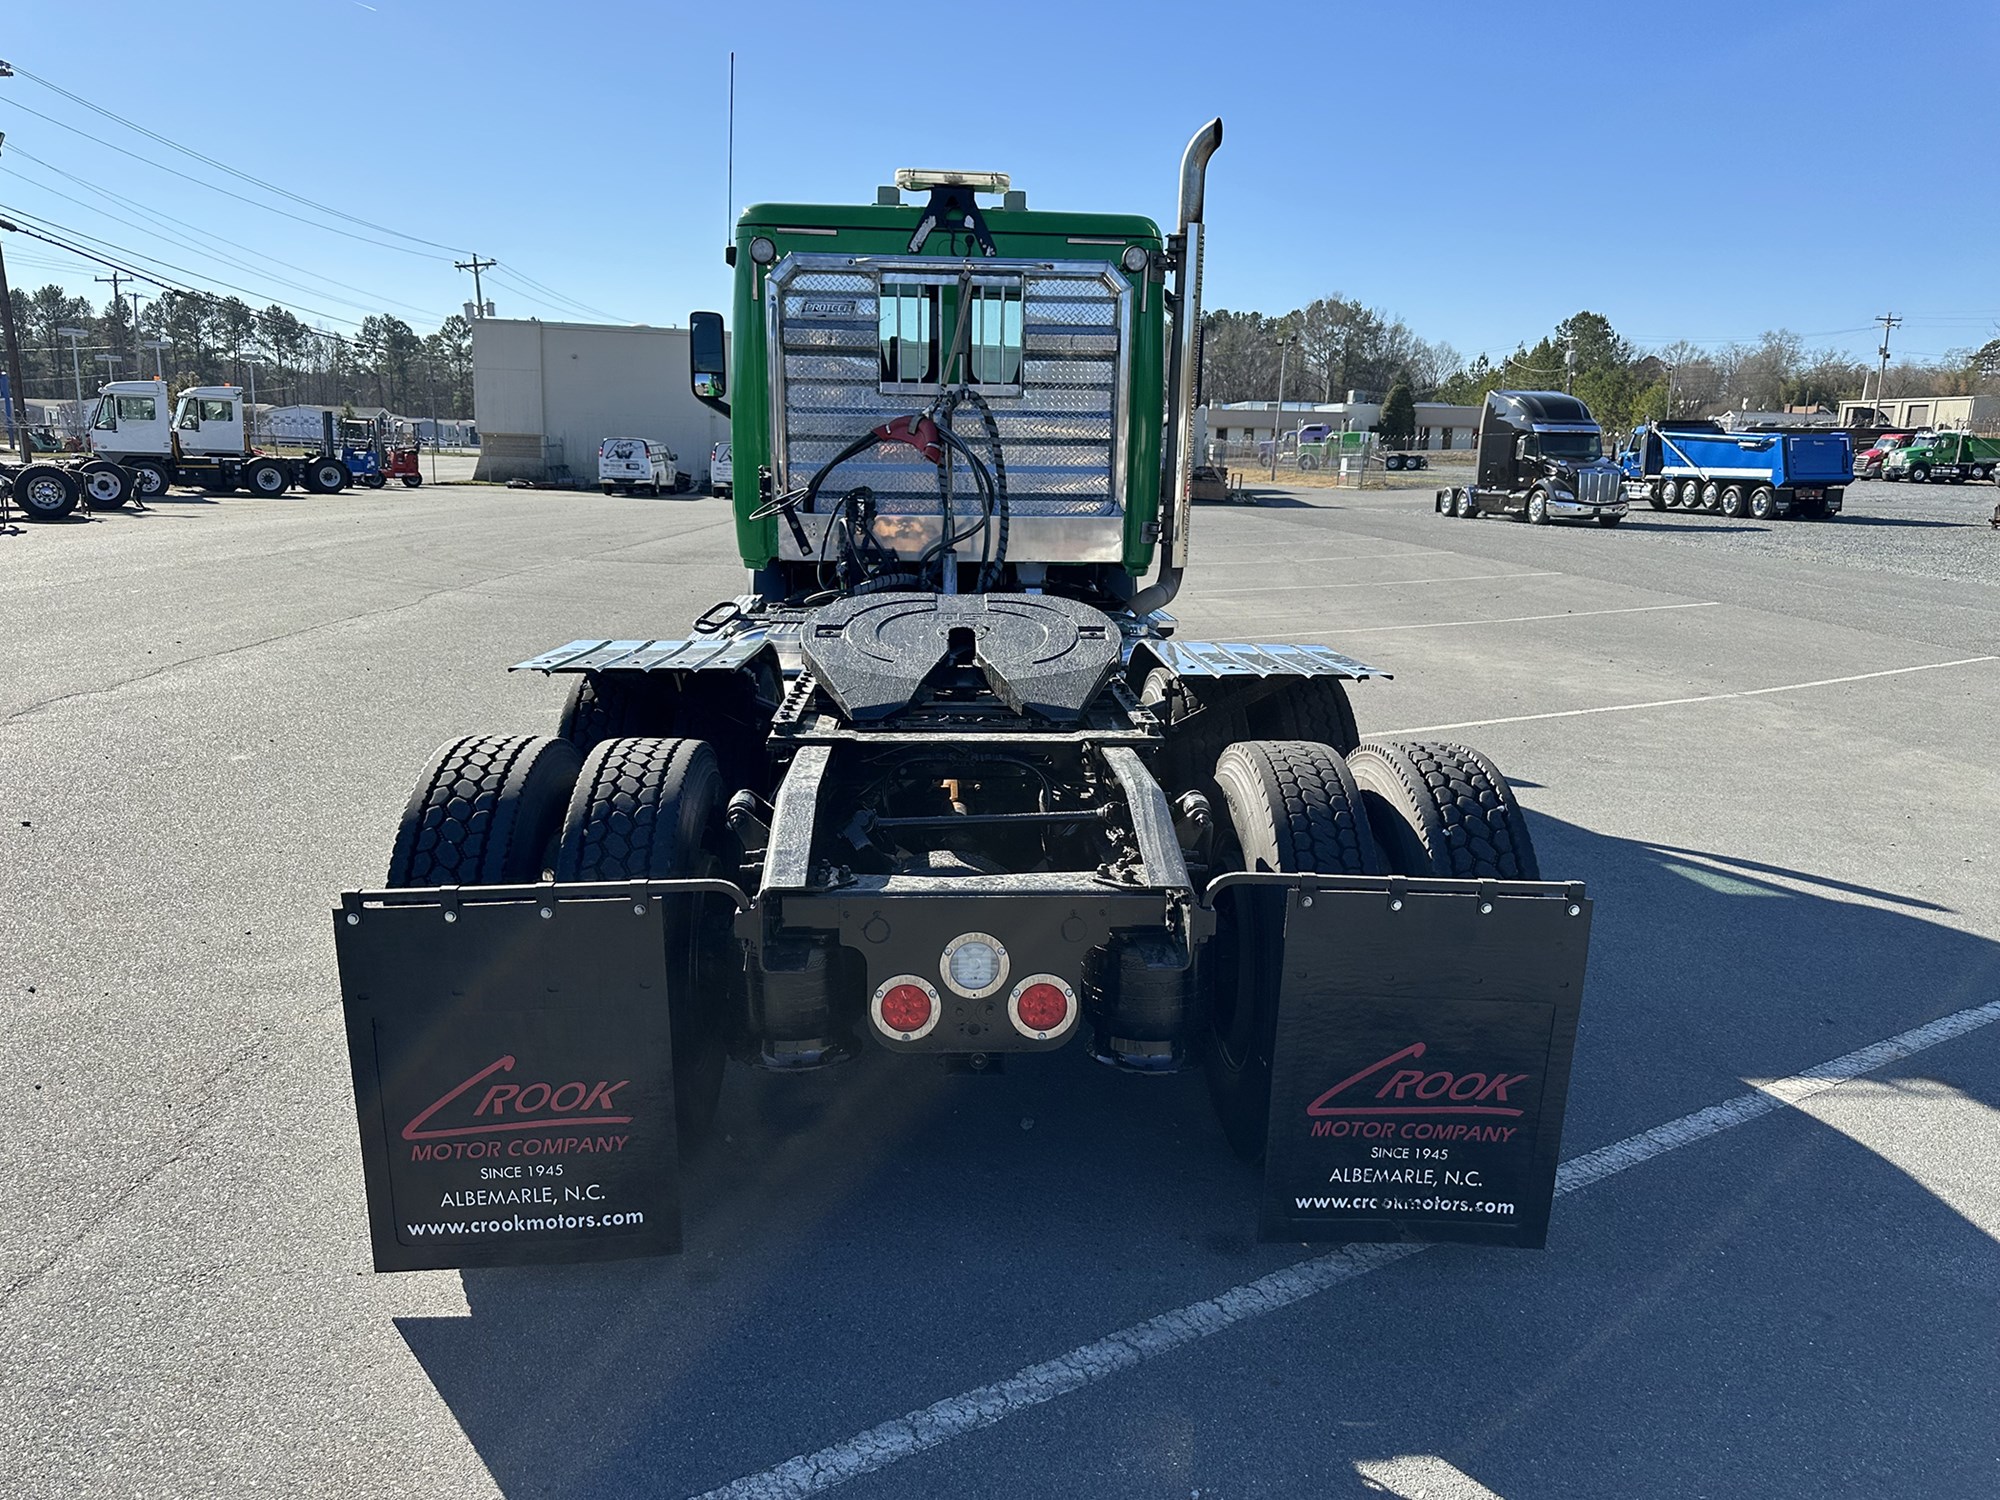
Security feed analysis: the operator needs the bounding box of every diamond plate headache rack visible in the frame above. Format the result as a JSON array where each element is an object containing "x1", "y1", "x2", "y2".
[{"x1": 1128, "y1": 639, "x2": 1390, "y2": 681}]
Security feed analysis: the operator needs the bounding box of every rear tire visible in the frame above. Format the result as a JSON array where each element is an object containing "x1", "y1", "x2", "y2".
[
  {"x1": 387, "y1": 734, "x2": 582, "y2": 887},
  {"x1": 1701, "y1": 481, "x2": 1723, "y2": 513},
  {"x1": 1345, "y1": 740, "x2": 1540, "y2": 880},
  {"x1": 1749, "y1": 486, "x2": 1777, "y2": 520},
  {"x1": 363, "y1": 474, "x2": 388, "y2": 489},
  {"x1": 556, "y1": 672, "x2": 679, "y2": 755},
  {"x1": 13, "y1": 464, "x2": 80, "y2": 521},
  {"x1": 80, "y1": 460, "x2": 132, "y2": 508},
  {"x1": 401, "y1": 472, "x2": 423, "y2": 488},
  {"x1": 1205, "y1": 741, "x2": 1387, "y2": 1161},
  {"x1": 1647, "y1": 481, "x2": 1667, "y2": 510},
  {"x1": 304, "y1": 458, "x2": 350, "y2": 494},
  {"x1": 243, "y1": 458, "x2": 288, "y2": 497},
  {"x1": 1244, "y1": 676, "x2": 1361, "y2": 754},
  {"x1": 1720, "y1": 484, "x2": 1747, "y2": 519},
  {"x1": 1454, "y1": 487, "x2": 1477, "y2": 518},
  {"x1": 554, "y1": 737, "x2": 731, "y2": 1142}
]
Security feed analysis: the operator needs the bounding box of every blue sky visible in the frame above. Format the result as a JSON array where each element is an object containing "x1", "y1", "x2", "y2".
[{"x1": 4, "y1": 0, "x2": 1997, "y2": 365}]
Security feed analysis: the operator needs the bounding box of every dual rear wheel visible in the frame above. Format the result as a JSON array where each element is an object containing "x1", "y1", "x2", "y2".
[
  {"x1": 386, "y1": 730, "x2": 735, "y2": 1142},
  {"x1": 1202, "y1": 737, "x2": 1540, "y2": 1160}
]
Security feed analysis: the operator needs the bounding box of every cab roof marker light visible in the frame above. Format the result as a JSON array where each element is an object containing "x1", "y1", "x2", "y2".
[{"x1": 895, "y1": 169, "x2": 1011, "y2": 194}]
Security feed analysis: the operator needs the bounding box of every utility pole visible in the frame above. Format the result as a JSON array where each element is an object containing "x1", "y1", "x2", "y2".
[
  {"x1": 0, "y1": 218, "x2": 29, "y2": 455},
  {"x1": 425, "y1": 348, "x2": 440, "y2": 485},
  {"x1": 58, "y1": 325, "x2": 86, "y2": 441},
  {"x1": 0, "y1": 132, "x2": 33, "y2": 455},
  {"x1": 95, "y1": 270, "x2": 128, "y2": 358},
  {"x1": 454, "y1": 255, "x2": 497, "y2": 317},
  {"x1": 141, "y1": 338, "x2": 168, "y2": 380},
  {"x1": 1268, "y1": 336, "x2": 1290, "y2": 483},
  {"x1": 1866, "y1": 312, "x2": 1901, "y2": 409}
]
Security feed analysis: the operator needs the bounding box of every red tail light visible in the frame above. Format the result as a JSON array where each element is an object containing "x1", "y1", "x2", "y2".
[
  {"x1": 1007, "y1": 975, "x2": 1078, "y2": 1041},
  {"x1": 871, "y1": 975, "x2": 941, "y2": 1040}
]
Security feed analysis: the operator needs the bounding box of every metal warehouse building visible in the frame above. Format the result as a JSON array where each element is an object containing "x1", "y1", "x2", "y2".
[
  {"x1": 471, "y1": 318, "x2": 730, "y2": 486},
  {"x1": 1837, "y1": 394, "x2": 2000, "y2": 432}
]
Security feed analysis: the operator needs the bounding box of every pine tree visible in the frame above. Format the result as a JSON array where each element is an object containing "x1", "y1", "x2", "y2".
[{"x1": 1377, "y1": 377, "x2": 1417, "y2": 449}]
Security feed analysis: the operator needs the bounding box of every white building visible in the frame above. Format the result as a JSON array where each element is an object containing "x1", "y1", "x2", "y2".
[
  {"x1": 1200, "y1": 397, "x2": 1482, "y2": 455},
  {"x1": 470, "y1": 318, "x2": 729, "y2": 485}
]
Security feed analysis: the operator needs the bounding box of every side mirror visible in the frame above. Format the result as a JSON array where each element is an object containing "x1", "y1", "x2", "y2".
[{"x1": 689, "y1": 311, "x2": 729, "y2": 416}]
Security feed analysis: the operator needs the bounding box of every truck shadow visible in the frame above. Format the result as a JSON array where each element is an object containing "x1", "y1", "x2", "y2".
[
  {"x1": 1823, "y1": 514, "x2": 1975, "y2": 529},
  {"x1": 394, "y1": 810, "x2": 2000, "y2": 1499}
]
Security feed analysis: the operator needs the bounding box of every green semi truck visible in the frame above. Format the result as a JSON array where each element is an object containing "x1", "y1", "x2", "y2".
[
  {"x1": 333, "y1": 123, "x2": 1595, "y2": 1271},
  {"x1": 1882, "y1": 431, "x2": 2000, "y2": 483}
]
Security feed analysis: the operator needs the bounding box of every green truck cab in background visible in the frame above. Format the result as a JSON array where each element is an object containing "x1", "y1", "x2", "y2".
[{"x1": 1883, "y1": 430, "x2": 2000, "y2": 484}]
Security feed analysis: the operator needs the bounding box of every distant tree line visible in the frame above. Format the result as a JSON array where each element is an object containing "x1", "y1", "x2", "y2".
[
  {"x1": 5, "y1": 283, "x2": 474, "y2": 418},
  {"x1": 1202, "y1": 298, "x2": 2000, "y2": 436}
]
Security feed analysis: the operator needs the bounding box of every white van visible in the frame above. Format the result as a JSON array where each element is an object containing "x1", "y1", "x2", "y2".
[
  {"x1": 598, "y1": 437, "x2": 683, "y2": 496},
  {"x1": 710, "y1": 440, "x2": 733, "y2": 498}
]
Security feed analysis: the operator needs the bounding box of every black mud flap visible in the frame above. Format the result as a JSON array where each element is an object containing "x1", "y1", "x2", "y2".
[
  {"x1": 334, "y1": 881, "x2": 728, "y2": 1272},
  {"x1": 1254, "y1": 877, "x2": 1592, "y2": 1249}
]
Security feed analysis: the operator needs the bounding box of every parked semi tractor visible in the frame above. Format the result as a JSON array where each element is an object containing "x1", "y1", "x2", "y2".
[
  {"x1": 332, "y1": 122, "x2": 1596, "y2": 1272},
  {"x1": 1615, "y1": 420, "x2": 1851, "y2": 519},
  {"x1": 1854, "y1": 432, "x2": 1914, "y2": 480},
  {"x1": 88, "y1": 379, "x2": 351, "y2": 499},
  {"x1": 1434, "y1": 390, "x2": 1626, "y2": 525},
  {"x1": 1882, "y1": 430, "x2": 1999, "y2": 483}
]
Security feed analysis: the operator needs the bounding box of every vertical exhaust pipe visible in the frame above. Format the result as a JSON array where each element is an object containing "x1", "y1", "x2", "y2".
[{"x1": 1131, "y1": 117, "x2": 1222, "y2": 619}]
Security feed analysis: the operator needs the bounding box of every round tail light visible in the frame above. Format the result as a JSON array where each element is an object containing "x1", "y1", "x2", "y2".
[
  {"x1": 871, "y1": 975, "x2": 941, "y2": 1040},
  {"x1": 1007, "y1": 975, "x2": 1078, "y2": 1041}
]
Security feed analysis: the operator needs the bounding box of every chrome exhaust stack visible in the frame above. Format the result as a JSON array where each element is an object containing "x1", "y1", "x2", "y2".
[{"x1": 1131, "y1": 117, "x2": 1222, "y2": 618}]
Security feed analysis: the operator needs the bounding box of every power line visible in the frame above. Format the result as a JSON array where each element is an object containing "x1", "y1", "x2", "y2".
[
  {"x1": 0, "y1": 202, "x2": 365, "y2": 327},
  {"x1": 0, "y1": 93, "x2": 446, "y2": 260},
  {"x1": 485, "y1": 265, "x2": 634, "y2": 325},
  {"x1": 0, "y1": 162, "x2": 420, "y2": 323},
  {"x1": 3, "y1": 143, "x2": 448, "y2": 320},
  {"x1": 6, "y1": 61, "x2": 467, "y2": 255}
]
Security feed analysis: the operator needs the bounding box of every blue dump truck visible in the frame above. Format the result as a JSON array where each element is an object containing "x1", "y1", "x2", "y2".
[{"x1": 1617, "y1": 420, "x2": 1852, "y2": 520}]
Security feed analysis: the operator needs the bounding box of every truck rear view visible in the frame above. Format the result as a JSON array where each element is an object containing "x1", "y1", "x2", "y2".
[{"x1": 331, "y1": 122, "x2": 1596, "y2": 1272}]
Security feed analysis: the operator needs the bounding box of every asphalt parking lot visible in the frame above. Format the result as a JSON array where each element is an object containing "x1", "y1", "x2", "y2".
[{"x1": 3, "y1": 475, "x2": 1997, "y2": 1499}]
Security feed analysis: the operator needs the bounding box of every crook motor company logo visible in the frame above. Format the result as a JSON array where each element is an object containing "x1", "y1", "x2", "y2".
[
  {"x1": 1303, "y1": 1041, "x2": 1533, "y2": 1144},
  {"x1": 400, "y1": 1054, "x2": 635, "y2": 1162}
]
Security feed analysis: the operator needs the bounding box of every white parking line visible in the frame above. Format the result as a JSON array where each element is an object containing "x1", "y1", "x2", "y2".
[
  {"x1": 1206, "y1": 549, "x2": 1460, "y2": 566},
  {"x1": 690, "y1": 995, "x2": 2000, "y2": 1500},
  {"x1": 1370, "y1": 655, "x2": 2000, "y2": 737},
  {"x1": 1203, "y1": 570, "x2": 1561, "y2": 599},
  {"x1": 1291, "y1": 601, "x2": 1719, "y2": 637}
]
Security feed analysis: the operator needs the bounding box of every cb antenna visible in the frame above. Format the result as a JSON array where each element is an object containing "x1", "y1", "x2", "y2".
[{"x1": 726, "y1": 52, "x2": 736, "y2": 245}]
